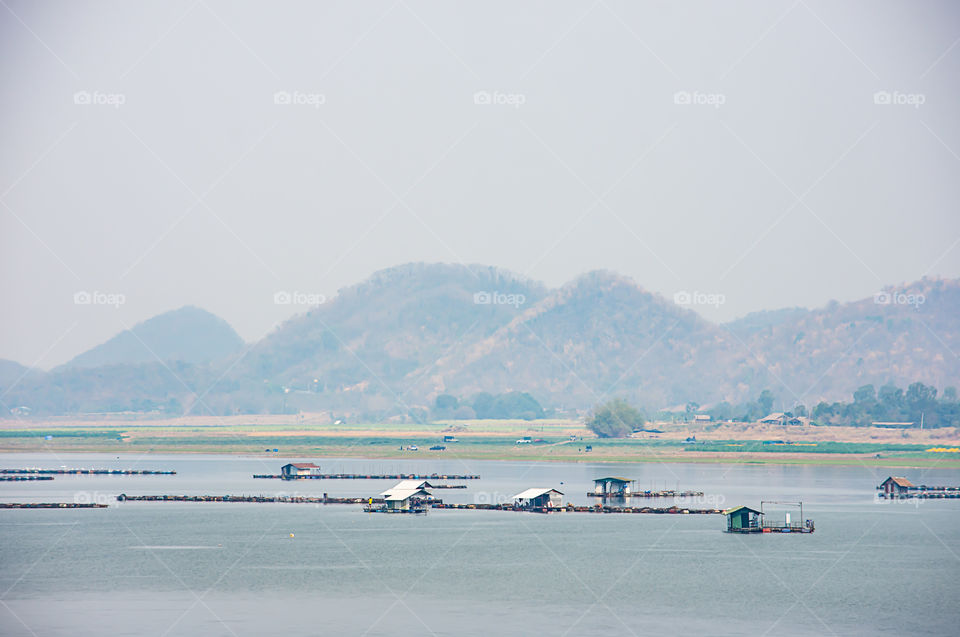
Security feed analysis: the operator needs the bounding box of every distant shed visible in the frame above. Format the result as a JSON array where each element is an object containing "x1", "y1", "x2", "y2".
[
  {"x1": 593, "y1": 477, "x2": 634, "y2": 496},
  {"x1": 723, "y1": 506, "x2": 763, "y2": 533},
  {"x1": 513, "y1": 488, "x2": 563, "y2": 509},
  {"x1": 281, "y1": 463, "x2": 321, "y2": 478},
  {"x1": 384, "y1": 487, "x2": 431, "y2": 511},
  {"x1": 880, "y1": 476, "x2": 914, "y2": 497}
]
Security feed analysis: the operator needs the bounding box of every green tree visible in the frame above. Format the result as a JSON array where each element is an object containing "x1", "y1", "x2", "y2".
[
  {"x1": 878, "y1": 385, "x2": 904, "y2": 414},
  {"x1": 853, "y1": 384, "x2": 877, "y2": 404},
  {"x1": 471, "y1": 392, "x2": 496, "y2": 419},
  {"x1": 434, "y1": 394, "x2": 458, "y2": 411},
  {"x1": 587, "y1": 398, "x2": 644, "y2": 438},
  {"x1": 757, "y1": 389, "x2": 775, "y2": 415}
]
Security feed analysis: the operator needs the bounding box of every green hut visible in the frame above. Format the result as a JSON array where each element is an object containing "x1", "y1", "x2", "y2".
[{"x1": 723, "y1": 506, "x2": 763, "y2": 533}]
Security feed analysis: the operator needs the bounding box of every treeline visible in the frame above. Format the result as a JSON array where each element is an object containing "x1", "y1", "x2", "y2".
[
  {"x1": 432, "y1": 392, "x2": 546, "y2": 421},
  {"x1": 810, "y1": 383, "x2": 959, "y2": 428},
  {"x1": 678, "y1": 383, "x2": 959, "y2": 428}
]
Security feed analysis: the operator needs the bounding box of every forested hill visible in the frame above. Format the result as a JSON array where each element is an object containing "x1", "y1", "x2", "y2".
[{"x1": 2, "y1": 265, "x2": 957, "y2": 418}]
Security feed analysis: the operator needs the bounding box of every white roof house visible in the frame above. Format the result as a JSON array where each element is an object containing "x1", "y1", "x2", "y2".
[
  {"x1": 512, "y1": 488, "x2": 564, "y2": 509},
  {"x1": 383, "y1": 487, "x2": 431, "y2": 511},
  {"x1": 281, "y1": 462, "x2": 321, "y2": 477}
]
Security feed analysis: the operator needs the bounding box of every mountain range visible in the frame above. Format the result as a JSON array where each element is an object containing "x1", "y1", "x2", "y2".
[{"x1": 2, "y1": 263, "x2": 958, "y2": 418}]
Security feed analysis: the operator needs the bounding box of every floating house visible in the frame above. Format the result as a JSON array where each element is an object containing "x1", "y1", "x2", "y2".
[
  {"x1": 369, "y1": 481, "x2": 435, "y2": 513},
  {"x1": 880, "y1": 476, "x2": 915, "y2": 497},
  {"x1": 876, "y1": 476, "x2": 960, "y2": 499},
  {"x1": 382, "y1": 487, "x2": 431, "y2": 512},
  {"x1": 723, "y1": 506, "x2": 763, "y2": 533},
  {"x1": 280, "y1": 463, "x2": 321, "y2": 479},
  {"x1": 513, "y1": 488, "x2": 563, "y2": 509},
  {"x1": 725, "y1": 502, "x2": 814, "y2": 533},
  {"x1": 593, "y1": 477, "x2": 634, "y2": 497}
]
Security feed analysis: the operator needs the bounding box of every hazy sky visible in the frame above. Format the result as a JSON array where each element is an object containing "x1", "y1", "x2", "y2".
[{"x1": 2, "y1": 0, "x2": 959, "y2": 368}]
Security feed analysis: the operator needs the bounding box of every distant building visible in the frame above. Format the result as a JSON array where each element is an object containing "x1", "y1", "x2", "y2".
[
  {"x1": 759, "y1": 413, "x2": 785, "y2": 425},
  {"x1": 383, "y1": 487, "x2": 431, "y2": 512},
  {"x1": 723, "y1": 506, "x2": 763, "y2": 533},
  {"x1": 280, "y1": 463, "x2": 321, "y2": 478},
  {"x1": 786, "y1": 416, "x2": 811, "y2": 426},
  {"x1": 593, "y1": 477, "x2": 633, "y2": 496},
  {"x1": 693, "y1": 414, "x2": 711, "y2": 422},
  {"x1": 513, "y1": 488, "x2": 563, "y2": 509},
  {"x1": 880, "y1": 476, "x2": 914, "y2": 497}
]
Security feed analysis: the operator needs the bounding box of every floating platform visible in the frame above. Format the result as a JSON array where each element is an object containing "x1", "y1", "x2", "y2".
[
  {"x1": 363, "y1": 505, "x2": 428, "y2": 514},
  {"x1": 0, "y1": 476, "x2": 55, "y2": 481},
  {"x1": 878, "y1": 490, "x2": 960, "y2": 499},
  {"x1": 588, "y1": 490, "x2": 704, "y2": 498},
  {"x1": 253, "y1": 473, "x2": 479, "y2": 481},
  {"x1": 0, "y1": 502, "x2": 108, "y2": 509},
  {"x1": 724, "y1": 502, "x2": 815, "y2": 534},
  {"x1": 431, "y1": 503, "x2": 722, "y2": 514},
  {"x1": 1, "y1": 469, "x2": 176, "y2": 475},
  {"x1": 116, "y1": 494, "x2": 401, "y2": 504},
  {"x1": 726, "y1": 523, "x2": 815, "y2": 534}
]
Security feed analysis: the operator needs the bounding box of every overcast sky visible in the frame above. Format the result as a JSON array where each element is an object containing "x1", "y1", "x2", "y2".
[{"x1": 1, "y1": 0, "x2": 958, "y2": 368}]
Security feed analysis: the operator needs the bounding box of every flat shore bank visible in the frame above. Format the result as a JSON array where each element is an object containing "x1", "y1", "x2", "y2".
[{"x1": 2, "y1": 417, "x2": 959, "y2": 468}]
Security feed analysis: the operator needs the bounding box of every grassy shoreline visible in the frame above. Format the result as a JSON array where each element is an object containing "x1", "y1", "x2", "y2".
[{"x1": 2, "y1": 419, "x2": 960, "y2": 468}]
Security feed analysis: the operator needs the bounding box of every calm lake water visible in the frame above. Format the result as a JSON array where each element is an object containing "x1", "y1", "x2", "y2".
[{"x1": 1, "y1": 453, "x2": 959, "y2": 636}]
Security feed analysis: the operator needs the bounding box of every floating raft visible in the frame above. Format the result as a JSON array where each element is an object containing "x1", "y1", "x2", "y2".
[
  {"x1": 253, "y1": 473, "x2": 479, "y2": 481},
  {"x1": 431, "y1": 503, "x2": 722, "y2": 514},
  {"x1": 363, "y1": 505, "x2": 428, "y2": 514},
  {"x1": 588, "y1": 490, "x2": 704, "y2": 498},
  {"x1": 0, "y1": 502, "x2": 108, "y2": 509},
  {"x1": 1, "y1": 469, "x2": 176, "y2": 475},
  {"x1": 116, "y1": 494, "x2": 403, "y2": 505},
  {"x1": 878, "y1": 491, "x2": 960, "y2": 499},
  {"x1": 0, "y1": 476, "x2": 55, "y2": 481}
]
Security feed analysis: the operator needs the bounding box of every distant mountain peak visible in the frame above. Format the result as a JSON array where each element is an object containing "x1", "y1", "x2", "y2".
[{"x1": 61, "y1": 306, "x2": 245, "y2": 370}]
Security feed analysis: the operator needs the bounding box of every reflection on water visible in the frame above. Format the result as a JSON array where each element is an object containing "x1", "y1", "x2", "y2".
[{"x1": 1, "y1": 453, "x2": 958, "y2": 636}]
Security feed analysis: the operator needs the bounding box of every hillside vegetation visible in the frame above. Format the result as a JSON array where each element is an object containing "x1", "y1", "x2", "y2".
[{"x1": 2, "y1": 264, "x2": 957, "y2": 419}]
